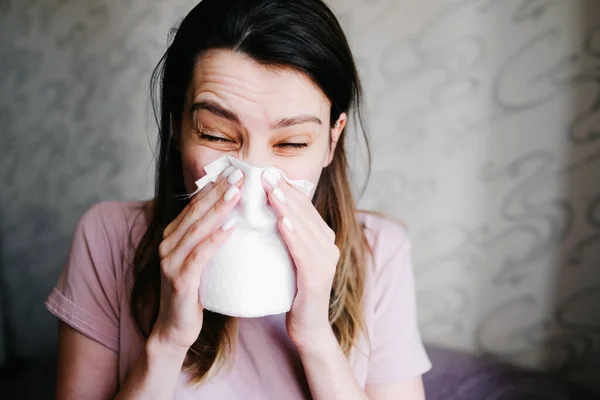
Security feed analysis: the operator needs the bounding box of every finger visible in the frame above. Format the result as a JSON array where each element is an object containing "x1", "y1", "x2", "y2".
[
  {"x1": 162, "y1": 184, "x2": 241, "y2": 273},
  {"x1": 163, "y1": 173, "x2": 223, "y2": 239},
  {"x1": 261, "y1": 170, "x2": 335, "y2": 249},
  {"x1": 265, "y1": 178, "x2": 333, "y2": 243},
  {"x1": 260, "y1": 178, "x2": 310, "y2": 242},
  {"x1": 276, "y1": 215, "x2": 319, "y2": 285},
  {"x1": 160, "y1": 169, "x2": 244, "y2": 258},
  {"x1": 278, "y1": 214, "x2": 340, "y2": 296},
  {"x1": 162, "y1": 175, "x2": 231, "y2": 256},
  {"x1": 275, "y1": 180, "x2": 334, "y2": 242},
  {"x1": 264, "y1": 186, "x2": 316, "y2": 247},
  {"x1": 324, "y1": 224, "x2": 336, "y2": 242},
  {"x1": 165, "y1": 166, "x2": 243, "y2": 241},
  {"x1": 278, "y1": 215, "x2": 303, "y2": 254},
  {"x1": 164, "y1": 188, "x2": 240, "y2": 278},
  {"x1": 179, "y1": 221, "x2": 237, "y2": 283},
  {"x1": 262, "y1": 176, "x2": 301, "y2": 215},
  {"x1": 193, "y1": 165, "x2": 239, "y2": 203},
  {"x1": 164, "y1": 165, "x2": 239, "y2": 238},
  {"x1": 264, "y1": 179, "x2": 295, "y2": 219},
  {"x1": 315, "y1": 213, "x2": 335, "y2": 242},
  {"x1": 265, "y1": 187, "x2": 328, "y2": 263},
  {"x1": 262, "y1": 175, "x2": 305, "y2": 203}
]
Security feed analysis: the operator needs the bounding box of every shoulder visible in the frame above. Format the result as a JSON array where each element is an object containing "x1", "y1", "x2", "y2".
[
  {"x1": 80, "y1": 200, "x2": 150, "y2": 226},
  {"x1": 74, "y1": 200, "x2": 150, "y2": 263},
  {"x1": 357, "y1": 211, "x2": 412, "y2": 273},
  {"x1": 77, "y1": 200, "x2": 150, "y2": 236},
  {"x1": 48, "y1": 201, "x2": 150, "y2": 352}
]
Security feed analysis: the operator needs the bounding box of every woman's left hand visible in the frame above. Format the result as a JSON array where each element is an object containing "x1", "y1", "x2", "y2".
[{"x1": 262, "y1": 173, "x2": 339, "y2": 350}]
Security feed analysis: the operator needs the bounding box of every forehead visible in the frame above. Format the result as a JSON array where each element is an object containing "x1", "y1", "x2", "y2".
[{"x1": 190, "y1": 49, "x2": 330, "y2": 125}]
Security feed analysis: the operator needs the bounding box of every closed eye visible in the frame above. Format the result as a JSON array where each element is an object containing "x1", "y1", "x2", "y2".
[
  {"x1": 276, "y1": 143, "x2": 308, "y2": 149},
  {"x1": 198, "y1": 129, "x2": 307, "y2": 149},
  {"x1": 199, "y1": 132, "x2": 233, "y2": 143}
]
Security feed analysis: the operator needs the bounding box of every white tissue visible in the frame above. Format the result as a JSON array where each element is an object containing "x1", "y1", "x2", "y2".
[{"x1": 191, "y1": 156, "x2": 313, "y2": 318}]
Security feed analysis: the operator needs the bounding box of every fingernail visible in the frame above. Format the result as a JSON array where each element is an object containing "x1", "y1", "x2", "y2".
[
  {"x1": 282, "y1": 217, "x2": 293, "y2": 232},
  {"x1": 221, "y1": 217, "x2": 236, "y2": 231},
  {"x1": 263, "y1": 172, "x2": 278, "y2": 187},
  {"x1": 272, "y1": 187, "x2": 286, "y2": 204},
  {"x1": 224, "y1": 185, "x2": 239, "y2": 202},
  {"x1": 227, "y1": 168, "x2": 244, "y2": 185},
  {"x1": 262, "y1": 169, "x2": 280, "y2": 186},
  {"x1": 222, "y1": 165, "x2": 236, "y2": 178}
]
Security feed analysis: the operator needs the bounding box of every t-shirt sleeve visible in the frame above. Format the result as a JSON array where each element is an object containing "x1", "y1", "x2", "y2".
[
  {"x1": 366, "y1": 223, "x2": 432, "y2": 383},
  {"x1": 45, "y1": 202, "x2": 120, "y2": 352}
]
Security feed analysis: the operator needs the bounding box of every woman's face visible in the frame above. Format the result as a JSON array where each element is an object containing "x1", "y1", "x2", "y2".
[{"x1": 178, "y1": 49, "x2": 346, "y2": 196}]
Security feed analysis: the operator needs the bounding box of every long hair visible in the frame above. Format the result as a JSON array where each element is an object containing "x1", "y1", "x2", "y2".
[{"x1": 130, "y1": 0, "x2": 372, "y2": 382}]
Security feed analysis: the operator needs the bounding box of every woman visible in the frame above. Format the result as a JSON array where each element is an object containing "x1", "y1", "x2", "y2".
[{"x1": 46, "y1": 0, "x2": 432, "y2": 398}]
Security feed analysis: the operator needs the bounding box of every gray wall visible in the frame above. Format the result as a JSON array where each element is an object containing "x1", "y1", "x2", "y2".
[
  {"x1": 0, "y1": 0, "x2": 169, "y2": 358},
  {"x1": 1, "y1": 0, "x2": 599, "y2": 393},
  {"x1": 342, "y1": 0, "x2": 600, "y2": 392}
]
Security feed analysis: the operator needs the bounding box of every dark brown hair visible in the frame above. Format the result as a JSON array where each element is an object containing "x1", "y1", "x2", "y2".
[{"x1": 131, "y1": 0, "x2": 372, "y2": 382}]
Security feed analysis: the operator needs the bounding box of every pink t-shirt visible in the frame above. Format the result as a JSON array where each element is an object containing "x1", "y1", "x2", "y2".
[{"x1": 45, "y1": 201, "x2": 431, "y2": 398}]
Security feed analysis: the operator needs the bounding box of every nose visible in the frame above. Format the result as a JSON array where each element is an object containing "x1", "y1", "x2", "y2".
[
  {"x1": 238, "y1": 140, "x2": 273, "y2": 168},
  {"x1": 236, "y1": 158, "x2": 278, "y2": 230}
]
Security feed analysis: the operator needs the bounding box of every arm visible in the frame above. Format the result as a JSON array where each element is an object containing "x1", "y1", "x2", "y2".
[
  {"x1": 114, "y1": 335, "x2": 188, "y2": 400},
  {"x1": 51, "y1": 171, "x2": 245, "y2": 399},
  {"x1": 55, "y1": 323, "x2": 118, "y2": 400},
  {"x1": 56, "y1": 323, "x2": 188, "y2": 400},
  {"x1": 297, "y1": 328, "x2": 426, "y2": 400},
  {"x1": 262, "y1": 176, "x2": 431, "y2": 399},
  {"x1": 297, "y1": 328, "x2": 367, "y2": 400},
  {"x1": 262, "y1": 177, "x2": 429, "y2": 399},
  {"x1": 365, "y1": 379, "x2": 426, "y2": 400}
]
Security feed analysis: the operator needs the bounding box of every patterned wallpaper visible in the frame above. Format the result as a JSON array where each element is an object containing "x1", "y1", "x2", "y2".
[
  {"x1": 342, "y1": 0, "x2": 600, "y2": 392},
  {"x1": 0, "y1": 0, "x2": 598, "y2": 393},
  {"x1": 0, "y1": 0, "x2": 177, "y2": 357}
]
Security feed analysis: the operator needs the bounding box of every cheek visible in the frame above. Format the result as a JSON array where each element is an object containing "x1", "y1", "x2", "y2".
[
  {"x1": 275, "y1": 159, "x2": 324, "y2": 192},
  {"x1": 180, "y1": 145, "x2": 224, "y2": 193},
  {"x1": 272, "y1": 137, "x2": 330, "y2": 186}
]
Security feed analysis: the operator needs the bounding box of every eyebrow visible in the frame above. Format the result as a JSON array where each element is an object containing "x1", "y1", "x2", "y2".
[
  {"x1": 273, "y1": 115, "x2": 322, "y2": 129},
  {"x1": 191, "y1": 100, "x2": 322, "y2": 129},
  {"x1": 191, "y1": 100, "x2": 240, "y2": 124}
]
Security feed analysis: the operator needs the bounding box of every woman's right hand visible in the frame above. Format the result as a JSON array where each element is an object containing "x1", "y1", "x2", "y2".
[{"x1": 151, "y1": 167, "x2": 245, "y2": 352}]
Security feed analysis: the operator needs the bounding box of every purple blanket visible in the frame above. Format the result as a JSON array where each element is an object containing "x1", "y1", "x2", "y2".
[{"x1": 423, "y1": 346, "x2": 581, "y2": 400}]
